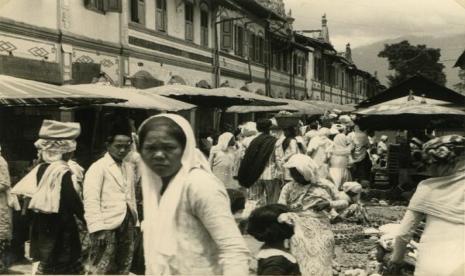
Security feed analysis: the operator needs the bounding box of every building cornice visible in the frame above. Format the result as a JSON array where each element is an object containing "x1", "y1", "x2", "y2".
[
  {"x1": 61, "y1": 31, "x2": 121, "y2": 55},
  {"x1": 0, "y1": 17, "x2": 60, "y2": 42}
]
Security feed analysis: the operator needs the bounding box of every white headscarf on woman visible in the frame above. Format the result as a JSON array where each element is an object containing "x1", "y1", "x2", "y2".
[
  {"x1": 211, "y1": 132, "x2": 234, "y2": 153},
  {"x1": 284, "y1": 154, "x2": 320, "y2": 184},
  {"x1": 138, "y1": 114, "x2": 212, "y2": 274}
]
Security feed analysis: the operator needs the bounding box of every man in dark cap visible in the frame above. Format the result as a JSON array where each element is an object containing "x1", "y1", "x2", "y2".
[{"x1": 83, "y1": 120, "x2": 138, "y2": 274}]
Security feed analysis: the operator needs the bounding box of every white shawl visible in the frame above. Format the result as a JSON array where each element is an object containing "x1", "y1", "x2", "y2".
[{"x1": 139, "y1": 114, "x2": 212, "y2": 275}]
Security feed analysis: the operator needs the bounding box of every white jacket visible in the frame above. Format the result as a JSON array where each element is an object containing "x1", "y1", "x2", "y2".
[{"x1": 84, "y1": 153, "x2": 138, "y2": 233}]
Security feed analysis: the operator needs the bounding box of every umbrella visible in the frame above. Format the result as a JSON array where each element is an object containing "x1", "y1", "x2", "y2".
[{"x1": 355, "y1": 98, "x2": 465, "y2": 130}]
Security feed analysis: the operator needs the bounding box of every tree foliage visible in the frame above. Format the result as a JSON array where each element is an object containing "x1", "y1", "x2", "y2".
[
  {"x1": 378, "y1": 40, "x2": 446, "y2": 87},
  {"x1": 454, "y1": 69, "x2": 465, "y2": 93}
]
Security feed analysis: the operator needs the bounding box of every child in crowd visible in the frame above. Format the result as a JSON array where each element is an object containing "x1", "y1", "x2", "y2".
[
  {"x1": 247, "y1": 204, "x2": 301, "y2": 275},
  {"x1": 226, "y1": 189, "x2": 247, "y2": 233}
]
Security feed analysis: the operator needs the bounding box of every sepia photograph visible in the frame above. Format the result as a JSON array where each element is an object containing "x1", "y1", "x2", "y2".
[{"x1": 0, "y1": 0, "x2": 464, "y2": 275}]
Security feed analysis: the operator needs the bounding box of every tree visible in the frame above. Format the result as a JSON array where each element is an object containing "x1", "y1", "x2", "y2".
[
  {"x1": 378, "y1": 40, "x2": 446, "y2": 87},
  {"x1": 454, "y1": 69, "x2": 465, "y2": 93}
]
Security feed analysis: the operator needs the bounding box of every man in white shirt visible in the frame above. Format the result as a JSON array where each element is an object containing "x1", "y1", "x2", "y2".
[{"x1": 84, "y1": 124, "x2": 138, "y2": 274}]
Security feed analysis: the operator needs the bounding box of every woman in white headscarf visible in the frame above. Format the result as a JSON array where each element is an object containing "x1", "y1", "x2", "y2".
[
  {"x1": 278, "y1": 154, "x2": 348, "y2": 276},
  {"x1": 137, "y1": 114, "x2": 249, "y2": 275},
  {"x1": 328, "y1": 133, "x2": 352, "y2": 190},
  {"x1": 306, "y1": 127, "x2": 333, "y2": 179},
  {"x1": 208, "y1": 132, "x2": 240, "y2": 189}
]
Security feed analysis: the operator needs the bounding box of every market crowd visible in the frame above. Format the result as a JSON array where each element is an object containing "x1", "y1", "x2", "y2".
[{"x1": 0, "y1": 111, "x2": 463, "y2": 275}]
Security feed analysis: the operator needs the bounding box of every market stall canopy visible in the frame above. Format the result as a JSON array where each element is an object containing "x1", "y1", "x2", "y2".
[
  {"x1": 212, "y1": 87, "x2": 289, "y2": 106},
  {"x1": 355, "y1": 98, "x2": 465, "y2": 130},
  {"x1": 69, "y1": 84, "x2": 196, "y2": 112},
  {"x1": 145, "y1": 84, "x2": 252, "y2": 107},
  {"x1": 0, "y1": 75, "x2": 125, "y2": 107},
  {"x1": 305, "y1": 100, "x2": 356, "y2": 112},
  {"x1": 357, "y1": 75, "x2": 465, "y2": 107},
  {"x1": 276, "y1": 99, "x2": 326, "y2": 115},
  {"x1": 226, "y1": 105, "x2": 298, "y2": 113}
]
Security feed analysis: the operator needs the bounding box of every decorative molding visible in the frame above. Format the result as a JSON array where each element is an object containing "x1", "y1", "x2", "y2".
[
  {"x1": 129, "y1": 23, "x2": 211, "y2": 53},
  {"x1": 75, "y1": 55, "x2": 95, "y2": 63},
  {"x1": 128, "y1": 36, "x2": 212, "y2": 64},
  {"x1": 100, "y1": 59, "x2": 115, "y2": 67},
  {"x1": 28, "y1": 47, "x2": 49, "y2": 58},
  {"x1": 128, "y1": 47, "x2": 213, "y2": 74},
  {"x1": 61, "y1": 32, "x2": 121, "y2": 55},
  {"x1": 0, "y1": 17, "x2": 60, "y2": 42},
  {"x1": 0, "y1": 40, "x2": 17, "y2": 52}
]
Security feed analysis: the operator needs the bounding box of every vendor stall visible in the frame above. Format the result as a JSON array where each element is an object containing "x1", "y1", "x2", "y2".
[{"x1": 0, "y1": 75, "x2": 125, "y2": 181}]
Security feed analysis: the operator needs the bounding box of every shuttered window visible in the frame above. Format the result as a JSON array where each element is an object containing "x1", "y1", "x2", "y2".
[
  {"x1": 129, "y1": 0, "x2": 144, "y2": 24},
  {"x1": 248, "y1": 32, "x2": 255, "y2": 61},
  {"x1": 85, "y1": 0, "x2": 121, "y2": 13},
  {"x1": 234, "y1": 25, "x2": 244, "y2": 57},
  {"x1": 156, "y1": 0, "x2": 167, "y2": 32},
  {"x1": 220, "y1": 20, "x2": 232, "y2": 50},
  {"x1": 200, "y1": 9, "x2": 209, "y2": 47},
  {"x1": 185, "y1": 2, "x2": 194, "y2": 41}
]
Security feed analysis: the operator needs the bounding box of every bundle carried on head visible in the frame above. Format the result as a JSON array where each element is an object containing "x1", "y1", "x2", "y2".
[
  {"x1": 34, "y1": 120, "x2": 81, "y2": 162},
  {"x1": 275, "y1": 111, "x2": 300, "y2": 128}
]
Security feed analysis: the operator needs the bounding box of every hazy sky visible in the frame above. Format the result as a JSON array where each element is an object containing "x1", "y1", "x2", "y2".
[{"x1": 284, "y1": 0, "x2": 465, "y2": 50}]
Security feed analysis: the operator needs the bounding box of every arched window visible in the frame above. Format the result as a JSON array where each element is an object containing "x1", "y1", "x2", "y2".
[{"x1": 156, "y1": 0, "x2": 167, "y2": 32}]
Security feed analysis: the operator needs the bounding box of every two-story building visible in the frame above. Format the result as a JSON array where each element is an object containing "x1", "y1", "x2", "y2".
[{"x1": 0, "y1": 0, "x2": 309, "y2": 97}]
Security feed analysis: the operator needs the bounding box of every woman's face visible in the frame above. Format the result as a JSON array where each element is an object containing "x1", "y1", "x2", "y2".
[{"x1": 140, "y1": 128, "x2": 184, "y2": 178}]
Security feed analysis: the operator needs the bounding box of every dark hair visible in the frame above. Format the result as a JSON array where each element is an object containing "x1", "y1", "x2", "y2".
[
  {"x1": 106, "y1": 120, "x2": 133, "y2": 144},
  {"x1": 247, "y1": 204, "x2": 294, "y2": 243},
  {"x1": 233, "y1": 128, "x2": 242, "y2": 137},
  {"x1": 282, "y1": 127, "x2": 297, "y2": 152},
  {"x1": 138, "y1": 116, "x2": 186, "y2": 151},
  {"x1": 309, "y1": 121, "x2": 319, "y2": 130},
  {"x1": 226, "y1": 189, "x2": 246, "y2": 214},
  {"x1": 257, "y1": 119, "x2": 272, "y2": 133}
]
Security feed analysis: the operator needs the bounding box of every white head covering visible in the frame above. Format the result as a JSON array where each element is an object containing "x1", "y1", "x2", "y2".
[
  {"x1": 284, "y1": 154, "x2": 319, "y2": 183},
  {"x1": 212, "y1": 132, "x2": 234, "y2": 152},
  {"x1": 318, "y1": 127, "x2": 331, "y2": 137},
  {"x1": 380, "y1": 135, "x2": 388, "y2": 142},
  {"x1": 241, "y1": 122, "x2": 258, "y2": 137},
  {"x1": 138, "y1": 114, "x2": 212, "y2": 274}
]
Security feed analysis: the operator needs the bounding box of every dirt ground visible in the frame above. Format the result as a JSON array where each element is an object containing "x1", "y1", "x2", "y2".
[{"x1": 7, "y1": 205, "x2": 407, "y2": 275}]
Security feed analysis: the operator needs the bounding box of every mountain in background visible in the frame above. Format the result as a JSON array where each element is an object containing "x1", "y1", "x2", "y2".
[{"x1": 351, "y1": 33, "x2": 465, "y2": 90}]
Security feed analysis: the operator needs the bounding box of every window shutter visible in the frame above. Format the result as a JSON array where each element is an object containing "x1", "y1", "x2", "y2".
[
  {"x1": 137, "y1": 0, "x2": 145, "y2": 25},
  {"x1": 234, "y1": 26, "x2": 243, "y2": 57},
  {"x1": 243, "y1": 29, "x2": 249, "y2": 58},
  {"x1": 130, "y1": 0, "x2": 139, "y2": 22},
  {"x1": 221, "y1": 20, "x2": 232, "y2": 50},
  {"x1": 106, "y1": 0, "x2": 122, "y2": 12},
  {"x1": 248, "y1": 32, "x2": 254, "y2": 61},
  {"x1": 254, "y1": 36, "x2": 261, "y2": 63},
  {"x1": 186, "y1": 22, "x2": 193, "y2": 41}
]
